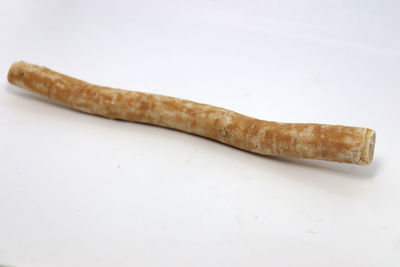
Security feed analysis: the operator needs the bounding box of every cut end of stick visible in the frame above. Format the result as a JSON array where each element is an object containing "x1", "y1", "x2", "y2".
[
  {"x1": 7, "y1": 61, "x2": 27, "y2": 85},
  {"x1": 359, "y1": 129, "x2": 376, "y2": 165}
]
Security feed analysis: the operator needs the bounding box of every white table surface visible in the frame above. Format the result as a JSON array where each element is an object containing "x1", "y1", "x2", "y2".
[{"x1": 1, "y1": 1, "x2": 400, "y2": 266}]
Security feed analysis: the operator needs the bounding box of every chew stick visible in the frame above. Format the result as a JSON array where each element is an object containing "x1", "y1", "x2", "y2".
[{"x1": 7, "y1": 61, "x2": 375, "y2": 165}]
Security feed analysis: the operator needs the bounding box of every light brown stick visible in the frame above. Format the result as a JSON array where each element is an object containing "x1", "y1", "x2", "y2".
[{"x1": 7, "y1": 61, "x2": 375, "y2": 165}]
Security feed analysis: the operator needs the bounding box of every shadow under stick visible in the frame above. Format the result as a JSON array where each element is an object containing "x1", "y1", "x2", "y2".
[{"x1": 8, "y1": 61, "x2": 376, "y2": 165}]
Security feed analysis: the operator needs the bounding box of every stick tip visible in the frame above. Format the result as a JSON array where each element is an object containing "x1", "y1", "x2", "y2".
[
  {"x1": 359, "y1": 129, "x2": 376, "y2": 165},
  {"x1": 7, "y1": 61, "x2": 27, "y2": 84}
]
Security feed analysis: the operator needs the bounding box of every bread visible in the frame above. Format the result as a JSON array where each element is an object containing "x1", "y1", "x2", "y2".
[{"x1": 7, "y1": 61, "x2": 376, "y2": 165}]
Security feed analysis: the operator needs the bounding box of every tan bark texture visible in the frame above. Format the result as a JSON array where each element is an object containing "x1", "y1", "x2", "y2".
[{"x1": 8, "y1": 61, "x2": 375, "y2": 165}]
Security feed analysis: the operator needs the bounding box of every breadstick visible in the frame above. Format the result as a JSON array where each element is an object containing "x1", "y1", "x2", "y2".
[{"x1": 7, "y1": 61, "x2": 375, "y2": 165}]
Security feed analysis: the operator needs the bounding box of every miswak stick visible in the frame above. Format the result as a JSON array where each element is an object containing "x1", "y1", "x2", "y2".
[{"x1": 7, "y1": 61, "x2": 375, "y2": 165}]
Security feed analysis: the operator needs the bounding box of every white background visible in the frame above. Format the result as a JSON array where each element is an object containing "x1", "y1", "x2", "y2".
[{"x1": 1, "y1": 0, "x2": 400, "y2": 266}]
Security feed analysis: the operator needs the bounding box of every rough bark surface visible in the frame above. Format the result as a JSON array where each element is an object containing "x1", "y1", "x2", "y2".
[{"x1": 8, "y1": 61, "x2": 375, "y2": 165}]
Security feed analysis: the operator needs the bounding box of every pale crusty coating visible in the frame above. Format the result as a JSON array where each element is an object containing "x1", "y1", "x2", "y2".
[{"x1": 7, "y1": 61, "x2": 376, "y2": 165}]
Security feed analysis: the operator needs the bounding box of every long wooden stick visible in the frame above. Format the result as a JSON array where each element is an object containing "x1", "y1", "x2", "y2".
[{"x1": 8, "y1": 61, "x2": 375, "y2": 165}]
